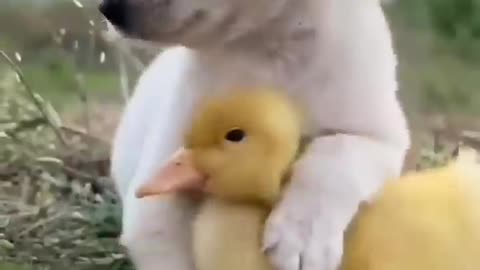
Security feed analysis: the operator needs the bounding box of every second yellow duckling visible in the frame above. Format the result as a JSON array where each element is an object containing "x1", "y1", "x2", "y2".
[
  {"x1": 136, "y1": 89, "x2": 480, "y2": 270},
  {"x1": 341, "y1": 147, "x2": 480, "y2": 270}
]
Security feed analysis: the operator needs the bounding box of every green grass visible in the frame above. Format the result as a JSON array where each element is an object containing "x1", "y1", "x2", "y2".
[
  {"x1": 20, "y1": 64, "x2": 120, "y2": 109},
  {"x1": 392, "y1": 20, "x2": 480, "y2": 118},
  {"x1": 399, "y1": 49, "x2": 480, "y2": 115},
  {"x1": 0, "y1": 263, "x2": 28, "y2": 270},
  {"x1": 0, "y1": 60, "x2": 122, "y2": 113}
]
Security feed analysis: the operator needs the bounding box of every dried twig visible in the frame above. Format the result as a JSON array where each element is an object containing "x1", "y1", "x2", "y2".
[
  {"x1": 4, "y1": 130, "x2": 41, "y2": 158},
  {"x1": 0, "y1": 50, "x2": 67, "y2": 146},
  {"x1": 18, "y1": 211, "x2": 66, "y2": 237},
  {"x1": 3, "y1": 117, "x2": 46, "y2": 134},
  {"x1": 101, "y1": 29, "x2": 147, "y2": 73},
  {"x1": 60, "y1": 125, "x2": 109, "y2": 145},
  {"x1": 461, "y1": 132, "x2": 480, "y2": 150},
  {"x1": 115, "y1": 46, "x2": 131, "y2": 103}
]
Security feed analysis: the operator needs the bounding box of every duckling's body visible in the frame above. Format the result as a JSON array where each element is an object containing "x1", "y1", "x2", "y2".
[
  {"x1": 342, "y1": 151, "x2": 480, "y2": 270},
  {"x1": 194, "y1": 199, "x2": 271, "y2": 270}
]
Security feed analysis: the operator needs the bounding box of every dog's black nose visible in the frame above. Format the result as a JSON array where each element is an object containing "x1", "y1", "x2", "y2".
[{"x1": 99, "y1": 0, "x2": 127, "y2": 29}]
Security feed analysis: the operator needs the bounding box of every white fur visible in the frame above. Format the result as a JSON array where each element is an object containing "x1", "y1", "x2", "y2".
[{"x1": 110, "y1": 0, "x2": 410, "y2": 269}]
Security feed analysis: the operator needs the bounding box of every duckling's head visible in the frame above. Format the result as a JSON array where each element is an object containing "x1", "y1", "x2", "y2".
[{"x1": 136, "y1": 89, "x2": 302, "y2": 205}]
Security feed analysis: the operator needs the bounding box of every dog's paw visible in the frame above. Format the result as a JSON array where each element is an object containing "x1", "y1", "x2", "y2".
[{"x1": 263, "y1": 202, "x2": 344, "y2": 270}]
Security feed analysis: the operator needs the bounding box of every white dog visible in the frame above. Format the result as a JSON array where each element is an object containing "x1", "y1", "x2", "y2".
[{"x1": 99, "y1": 0, "x2": 410, "y2": 269}]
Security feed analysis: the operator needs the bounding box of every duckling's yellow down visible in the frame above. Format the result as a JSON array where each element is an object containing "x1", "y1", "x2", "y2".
[
  {"x1": 342, "y1": 148, "x2": 480, "y2": 270},
  {"x1": 189, "y1": 90, "x2": 301, "y2": 270},
  {"x1": 137, "y1": 89, "x2": 302, "y2": 270},
  {"x1": 193, "y1": 199, "x2": 272, "y2": 270}
]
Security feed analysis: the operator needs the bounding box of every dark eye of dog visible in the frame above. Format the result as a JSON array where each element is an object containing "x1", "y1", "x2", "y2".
[{"x1": 225, "y1": 128, "x2": 246, "y2": 142}]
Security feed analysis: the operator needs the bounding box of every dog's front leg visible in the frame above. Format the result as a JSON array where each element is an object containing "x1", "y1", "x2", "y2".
[{"x1": 263, "y1": 134, "x2": 408, "y2": 270}]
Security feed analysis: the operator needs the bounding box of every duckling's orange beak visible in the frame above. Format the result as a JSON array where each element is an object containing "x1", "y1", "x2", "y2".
[{"x1": 135, "y1": 147, "x2": 207, "y2": 198}]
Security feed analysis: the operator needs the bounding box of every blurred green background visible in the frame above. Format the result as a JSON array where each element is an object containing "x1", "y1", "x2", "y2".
[
  {"x1": 0, "y1": 0, "x2": 121, "y2": 108},
  {"x1": 1, "y1": 0, "x2": 480, "y2": 269},
  {"x1": 1, "y1": 0, "x2": 480, "y2": 129}
]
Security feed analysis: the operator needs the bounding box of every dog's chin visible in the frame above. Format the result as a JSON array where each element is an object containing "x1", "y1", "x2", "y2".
[
  {"x1": 103, "y1": 20, "x2": 229, "y2": 51},
  {"x1": 125, "y1": 36, "x2": 169, "y2": 51},
  {"x1": 102, "y1": 22, "x2": 173, "y2": 50},
  {"x1": 102, "y1": 21, "x2": 134, "y2": 43},
  {"x1": 122, "y1": 32, "x2": 211, "y2": 50}
]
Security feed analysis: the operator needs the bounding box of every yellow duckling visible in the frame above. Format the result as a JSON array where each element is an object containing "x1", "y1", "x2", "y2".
[
  {"x1": 136, "y1": 89, "x2": 302, "y2": 270},
  {"x1": 341, "y1": 147, "x2": 480, "y2": 270},
  {"x1": 136, "y1": 89, "x2": 480, "y2": 270}
]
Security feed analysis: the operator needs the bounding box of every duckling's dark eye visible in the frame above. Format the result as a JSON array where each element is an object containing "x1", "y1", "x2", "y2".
[{"x1": 225, "y1": 128, "x2": 246, "y2": 142}]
